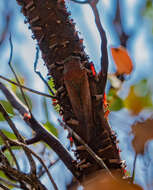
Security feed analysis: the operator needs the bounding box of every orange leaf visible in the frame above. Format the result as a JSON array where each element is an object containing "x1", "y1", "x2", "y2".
[
  {"x1": 131, "y1": 118, "x2": 153, "y2": 154},
  {"x1": 111, "y1": 46, "x2": 133, "y2": 75}
]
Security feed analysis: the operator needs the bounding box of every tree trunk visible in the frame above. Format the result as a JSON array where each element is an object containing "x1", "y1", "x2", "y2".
[{"x1": 16, "y1": 0, "x2": 125, "y2": 182}]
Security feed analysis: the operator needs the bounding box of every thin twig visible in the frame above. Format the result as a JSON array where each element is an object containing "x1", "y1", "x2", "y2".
[
  {"x1": 1, "y1": 137, "x2": 20, "y2": 171},
  {"x1": 58, "y1": 119, "x2": 115, "y2": 179},
  {"x1": 114, "y1": 0, "x2": 129, "y2": 47},
  {"x1": 0, "y1": 75, "x2": 54, "y2": 98},
  {"x1": 34, "y1": 47, "x2": 55, "y2": 95},
  {"x1": 71, "y1": 0, "x2": 108, "y2": 94},
  {"x1": 0, "y1": 103, "x2": 24, "y2": 143},
  {"x1": 89, "y1": 0, "x2": 108, "y2": 94},
  {"x1": 131, "y1": 153, "x2": 137, "y2": 184},
  {"x1": 3, "y1": 138, "x2": 58, "y2": 190},
  {"x1": 8, "y1": 35, "x2": 31, "y2": 112},
  {"x1": 0, "y1": 82, "x2": 80, "y2": 179},
  {"x1": 38, "y1": 158, "x2": 60, "y2": 178}
]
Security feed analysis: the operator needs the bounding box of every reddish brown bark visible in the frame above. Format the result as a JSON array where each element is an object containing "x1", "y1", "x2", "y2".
[{"x1": 16, "y1": 0, "x2": 125, "y2": 180}]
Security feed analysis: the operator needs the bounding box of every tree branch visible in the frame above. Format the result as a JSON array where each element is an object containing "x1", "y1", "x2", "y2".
[
  {"x1": 0, "y1": 75, "x2": 54, "y2": 98},
  {"x1": 0, "y1": 130, "x2": 58, "y2": 190},
  {"x1": 71, "y1": 0, "x2": 108, "y2": 94},
  {"x1": 0, "y1": 82, "x2": 80, "y2": 179},
  {"x1": 58, "y1": 119, "x2": 115, "y2": 179}
]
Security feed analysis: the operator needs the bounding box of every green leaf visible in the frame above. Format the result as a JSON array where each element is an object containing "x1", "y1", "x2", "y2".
[
  {"x1": 107, "y1": 89, "x2": 124, "y2": 111},
  {"x1": 109, "y1": 97, "x2": 124, "y2": 111},
  {"x1": 0, "y1": 171, "x2": 15, "y2": 189},
  {"x1": 48, "y1": 78, "x2": 56, "y2": 96},
  {"x1": 4, "y1": 150, "x2": 14, "y2": 165},
  {"x1": 16, "y1": 92, "x2": 32, "y2": 110},
  {"x1": 0, "y1": 100, "x2": 15, "y2": 121},
  {"x1": 43, "y1": 121, "x2": 58, "y2": 137},
  {"x1": 9, "y1": 76, "x2": 25, "y2": 93},
  {"x1": 43, "y1": 98, "x2": 49, "y2": 121},
  {"x1": 124, "y1": 79, "x2": 153, "y2": 115},
  {"x1": 134, "y1": 79, "x2": 148, "y2": 97},
  {"x1": 0, "y1": 129, "x2": 17, "y2": 145}
]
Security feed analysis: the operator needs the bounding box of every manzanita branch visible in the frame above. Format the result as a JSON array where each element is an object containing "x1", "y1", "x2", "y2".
[{"x1": 15, "y1": 0, "x2": 125, "y2": 180}]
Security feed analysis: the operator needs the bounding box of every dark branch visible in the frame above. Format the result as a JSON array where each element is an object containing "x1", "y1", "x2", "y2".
[
  {"x1": 0, "y1": 183, "x2": 10, "y2": 190},
  {"x1": 38, "y1": 158, "x2": 60, "y2": 178},
  {"x1": 71, "y1": 0, "x2": 108, "y2": 94},
  {"x1": 0, "y1": 130, "x2": 58, "y2": 190},
  {"x1": 89, "y1": 1, "x2": 108, "y2": 94},
  {"x1": 0, "y1": 82, "x2": 80, "y2": 179},
  {"x1": 114, "y1": 0, "x2": 129, "y2": 47}
]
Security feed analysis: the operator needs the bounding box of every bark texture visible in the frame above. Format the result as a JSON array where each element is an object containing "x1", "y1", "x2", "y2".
[{"x1": 16, "y1": 0, "x2": 125, "y2": 180}]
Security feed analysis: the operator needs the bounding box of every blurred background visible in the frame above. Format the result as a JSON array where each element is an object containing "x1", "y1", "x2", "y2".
[{"x1": 0, "y1": 0, "x2": 153, "y2": 189}]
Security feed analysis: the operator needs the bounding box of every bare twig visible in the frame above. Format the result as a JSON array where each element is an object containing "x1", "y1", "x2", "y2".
[
  {"x1": 0, "y1": 135, "x2": 58, "y2": 190},
  {"x1": 1, "y1": 137, "x2": 20, "y2": 171},
  {"x1": 0, "y1": 75, "x2": 54, "y2": 98},
  {"x1": 38, "y1": 158, "x2": 60, "y2": 178},
  {"x1": 114, "y1": 0, "x2": 129, "y2": 47},
  {"x1": 131, "y1": 153, "x2": 137, "y2": 184},
  {"x1": 0, "y1": 103, "x2": 24, "y2": 143},
  {"x1": 8, "y1": 35, "x2": 31, "y2": 112},
  {"x1": 89, "y1": 0, "x2": 108, "y2": 94},
  {"x1": 0, "y1": 82, "x2": 80, "y2": 179},
  {"x1": 34, "y1": 47, "x2": 55, "y2": 95}
]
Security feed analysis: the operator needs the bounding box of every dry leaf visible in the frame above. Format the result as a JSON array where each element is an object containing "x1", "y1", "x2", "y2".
[
  {"x1": 111, "y1": 46, "x2": 133, "y2": 75},
  {"x1": 83, "y1": 172, "x2": 143, "y2": 190},
  {"x1": 131, "y1": 118, "x2": 153, "y2": 154}
]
